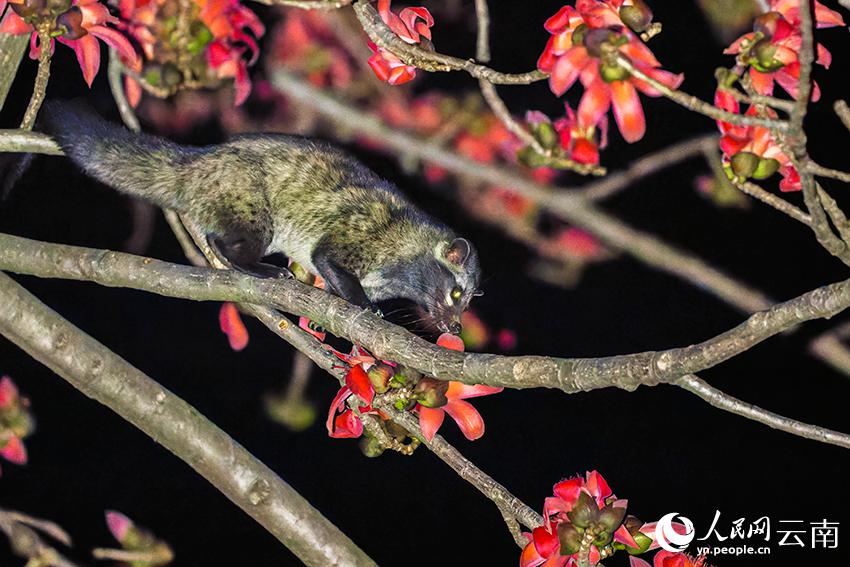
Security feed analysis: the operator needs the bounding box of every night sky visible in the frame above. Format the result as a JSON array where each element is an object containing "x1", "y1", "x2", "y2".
[{"x1": 2, "y1": 1, "x2": 850, "y2": 565}]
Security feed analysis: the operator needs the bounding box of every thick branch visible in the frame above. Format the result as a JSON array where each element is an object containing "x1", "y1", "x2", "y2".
[
  {"x1": 2, "y1": 233, "x2": 849, "y2": 394},
  {"x1": 0, "y1": 271, "x2": 376, "y2": 567}
]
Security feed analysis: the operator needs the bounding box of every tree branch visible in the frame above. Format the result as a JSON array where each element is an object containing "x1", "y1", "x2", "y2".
[
  {"x1": 675, "y1": 374, "x2": 850, "y2": 449},
  {"x1": 352, "y1": 0, "x2": 546, "y2": 85},
  {"x1": 2, "y1": 233, "x2": 849, "y2": 396},
  {"x1": 0, "y1": 271, "x2": 377, "y2": 567}
]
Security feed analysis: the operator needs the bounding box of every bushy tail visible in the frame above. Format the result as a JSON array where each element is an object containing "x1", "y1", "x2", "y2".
[{"x1": 40, "y1": 100, "x2": 200, "y2": 210}]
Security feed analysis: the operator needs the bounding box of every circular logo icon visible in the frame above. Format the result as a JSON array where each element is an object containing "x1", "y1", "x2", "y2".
[{"x1": 656, "y1": 512, "x2": 695, "y2": 552}]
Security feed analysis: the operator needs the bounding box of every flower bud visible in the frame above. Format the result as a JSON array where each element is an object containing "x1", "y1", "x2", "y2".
[
  {"x1": 599, "y1": 62, "x2": 630, "y2": 83},
  {"x1": 532, "y1": 121, "x2": 559, "y2": 150},
  {"x1": 752, "y1": 157, "x2": 780, "y2": 180},
  {"x1": 598, "y1": 504, "x2": 626, "y2": 533},
  {"x1": 413, "y1": 377, "x2": 449, "y2": 408},
  {"x1": 751, "y1": 38, "x2": 784, "y2": 72},
  {"x1": 753, "y1": 11, "x2": 782, "y2": 38},
  {"x1": 390, "y1": 366, "x2": 420, "y2": 388},
  {"x1": 558, "y1": 523, "x2": 583, "y2": 555},
  {"x1": 583, "y1": 28, "x2": 619, "y2": 58},
  {"x1": 619, "y1": 0, "x2": 653, "y2": 33},
  {"x1": 359, "y1": 435, "x2": 385, "y2": 458},
  {"x1": 10, "y1": 0, "x2": 47, "y2": 20},
  {"x1": 567, "y1": 491, "x2": 599, "y2": 529},
  {"x1": 367, "y1": 363, "x2": 394, "y2": 394},
  {"x1": 57, "y1": 7, "x2": 86, "y2": 40},
  {"x1": 517, "y1": 145, "x2": 549, "y2": 168},
  {"x1": 571, "y1": 23, "x2": 589, "y2": 47},
  {"x1": 730, "y1": 151, "x2": 760, "y2": 178}
]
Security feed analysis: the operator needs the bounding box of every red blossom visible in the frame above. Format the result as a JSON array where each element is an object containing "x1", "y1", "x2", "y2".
[
  {"x1": 538, "y1": 2, "x2": 683, "y2": 143},
  {"x1": 326, "y1": 364, "x2": 382, "y2": 439},
  {"x1": 714, "y1": 89, "x2": 799, "y2": 191},
  {"x1": 1, "y1": 0, "x2": 140, "y2": 86},
  {"x1": 521, "y1": 471, "x2": 639, "y2": 567},
  {"x1": 724, "y1": 0, "x2": 844, "y2": 101},
  {"x1": 552, "y1": 104, "x2": 607, "y2": 165},
  {"x1": 630, "y1": 551, "x2": 712, "y2": 567},
  {"x1": 417, "y1": 334, "x2": 502, "y2": 441},
  {"x1": 367, "y1": 0, "x2": 434, "y2": 85},
  {"x1": 271, "y1": 11, "x2": 352, "y2": 89}
]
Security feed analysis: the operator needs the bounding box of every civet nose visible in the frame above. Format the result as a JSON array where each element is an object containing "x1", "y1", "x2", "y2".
[{"x1": 449, "y1": 321, "x2": 462, "y2": 334}]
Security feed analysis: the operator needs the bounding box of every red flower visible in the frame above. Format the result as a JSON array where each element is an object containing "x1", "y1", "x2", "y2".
[
  {"x1": 724, "y1": 0, "x2": 843, "y2": 101},
  {"x1": 715, "y1": 89, "x2": 799, "y2": 191},
  {"x1": 367, "y1": 0, "x2": 434, "y2": 85},
  {"x1": 520, "y1": 471, "x2": 638, "y2": 567},
  {"x1": 326, "y1": 364, "x2": 380, "y2": 438},
  {"x1": 417, "y1": 333, "x2": 502, "y2": 441},
  {"x1": 538, "y1": 2, "x2": 683, "y2": 142},
  {"x1": 553, "y1": 104, "x2": 607, "y2": 165},
  {"x1": 1, "y1": 0, "x2": 139, "y2": 86}
]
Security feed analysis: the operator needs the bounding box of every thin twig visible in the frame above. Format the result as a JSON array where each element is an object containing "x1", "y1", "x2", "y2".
[
  {"x1": 676, "y1": 375, "x2": 850, "y2": 449},
  {"x1": 581, "y1": 134, "x2": 717, "y2": 200},
  {"x1": 20, "y1": 29, "x2": 52, "y2": 130},
  {"x1": 617, "y1": 55, "x2": 789, "y2": 131},
  {"x1": 808, "y1": 162, "x2": 850, "y2": 183},
  {"x1": 473, "y1": 0, "x2": 491, "y2": 63},
  {"x1": 352, "y1": 1, "x2": 546, "y2": 85},
  {"x1": 834, "y1": 100, "x2": 850, "y2": 132},
  {"x1": 730, "y1": 179, "x2": 811, "y2": 225}
]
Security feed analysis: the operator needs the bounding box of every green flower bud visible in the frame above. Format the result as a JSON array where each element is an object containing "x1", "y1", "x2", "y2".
[
  {"x1": 533, "y1": 121, "x2": 559, "y2": 150},
  {"x1": 626, "y1": 531, "x2": 653, "y2": 555},
  {"x1": 752, "y1": 157, "x2": 781, "y2": 180},
  {"x1": 567, "y1": 491, "x2": 599, "y2": 529},
  {"x1": 730, "y1": 151, "x2": 761, "y2": 178},
  {"x1": 600, "y1": 62, "x2": 630, "y2": 83},
  {"x1": 517, "y1": 146, "x2": 549, "y2": 168},
  {"x1": 751, "y1": 39, "x2": 785, "y2": 72},
  {"x1": 597, "y1": 504, "x2": 627, "y2": 533},
  {"x1": 572, "y1": 24, "x2": 589, "y2": 47},
  {"x1": 413, "y1": 377, "x2": 449, "y2": 408},
  {"x1": 753, "y1": 11, "x2": 782, "y2": 38},
  {"x1": 557, "y1": 523, "x2": 583, "y2": 555},
  {"x1": 619, "y1": 0, "x2": 653, "y2": 33},
  {"x1": 367, "y1": 363, "x2": 394, "y2": 394},
  {"x1": 593, "y1": 529, "x2": 613, "y2": 547},
  {"x1": 57, "y1": 7, "x2": 86, "y2": 40},
  {"x1": 583, "y1": 28, "x2": 619, "y2": 58},
  {"x1": 359, "y1": 435, "x2": 385, "y2": 458}
]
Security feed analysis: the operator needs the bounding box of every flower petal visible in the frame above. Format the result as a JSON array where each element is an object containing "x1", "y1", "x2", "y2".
[
  {"x1": 579, "y1": 77, "x2": 611, "y2": 129},
  {"x1": 548, "y1": 47, "x2": 589, "y2": 96},
  {"x1": 417, "y1": 406, "x2": 445, "y2": 441},
  {"x1": 0, "y1": 435, "x2": 27, "y2": 465},
  {"x1": 444, "y1": 399, "x2": 486, "y2": 440},
  {"x1": 67, "y1": 34, "x2": 101, "y2": 87},
  {"x1": 105, "y1": 510, "x2": 133, "y2": 543},
  {"x1": 520, "y1": 541, "x2": 546, "y2": 567},
  {"x1": 532, "y1": 526, "x2": 560, "y2": 558},
  {"x1": 345, "y1": 365, "x2": 374, "y2": 404},
  {"x1": 446, "y1": 381, "x2": 503, "y2": 399},
  {"x1": 610, "y1": 80, "x2": 645, "y2": 142},
  {"x1": 219, "y1": 302, "x2": 249, "y2": 351},
  {"x1": 0, "y1": 376, "x2": 18, "y2": 408}
]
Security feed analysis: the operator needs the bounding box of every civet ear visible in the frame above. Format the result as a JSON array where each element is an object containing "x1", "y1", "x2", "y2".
[{"x1": 444, "y1": 238, "x2": 471, "y2": 266}]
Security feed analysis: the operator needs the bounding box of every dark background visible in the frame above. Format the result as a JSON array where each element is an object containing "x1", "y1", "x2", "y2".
[{"x1": 2, "y1": 0, "x2": 850, "y2": 565}]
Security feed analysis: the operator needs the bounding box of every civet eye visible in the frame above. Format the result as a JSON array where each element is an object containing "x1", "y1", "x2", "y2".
[{"x1": 450, "y1": 287, "x2": 463, "y2": 301}]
